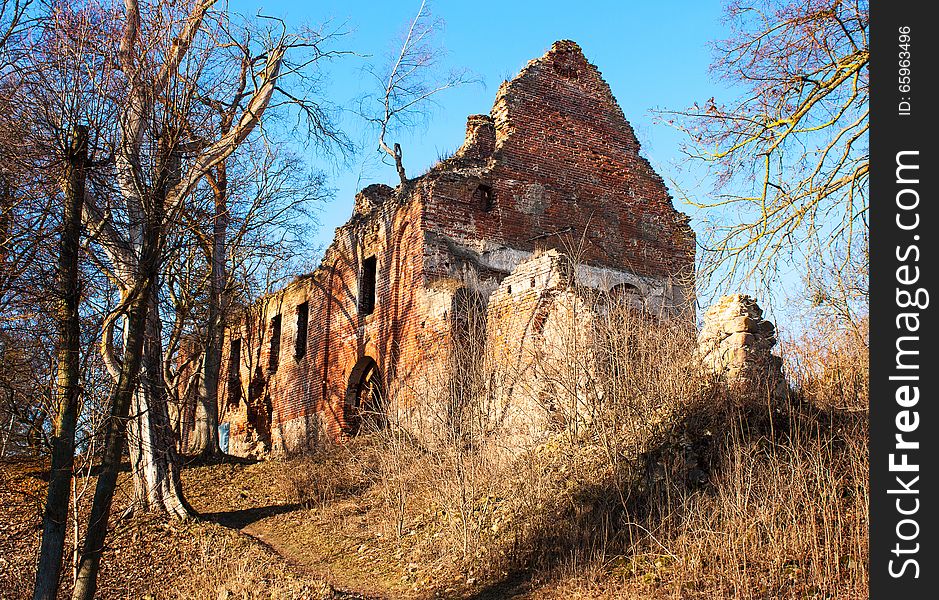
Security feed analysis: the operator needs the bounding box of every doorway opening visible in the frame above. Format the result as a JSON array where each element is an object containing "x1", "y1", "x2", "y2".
[{"x1": 344, "y1": 356, "x2": 384, "y2": 435}]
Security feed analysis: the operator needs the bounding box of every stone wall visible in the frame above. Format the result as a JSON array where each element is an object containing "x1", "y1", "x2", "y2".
[
  {"x1": 216, "y1": 183, "x2": 428, "y2": 454},
  {"x1": 483, "y1": 250, "x2": 600, "y2": 448}
]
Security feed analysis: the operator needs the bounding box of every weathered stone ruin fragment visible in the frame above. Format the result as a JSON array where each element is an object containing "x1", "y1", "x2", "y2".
[{"x1": 697, "y1": 294, "x2": 786, "y2": 399}]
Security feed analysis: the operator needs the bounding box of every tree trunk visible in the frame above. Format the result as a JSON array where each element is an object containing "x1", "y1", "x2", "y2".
[
  {"x1": 126, "y1": 283, "x2": 193, "y2": 517},
  {"x1": 71, "y1": 288, "x2": 151, "y2": 600},
  {"x1": 393, "y1": 142, "x2": 407, "y2": 184},
  {"x1": 191, "y1": 165, "x2": 229, "y2": 458},
  {"x1": 120, "y1": 131, "x2": 193, "y2": 517},
  {"x1": 192, "y1": 302, "x2": 222, "y2": 457},
  {"x1": 72, "y1": 187, "x2": 172, "y2": 599},
  {"x1": 33, "y1": 125, "x2": 86, "y2": 600}
]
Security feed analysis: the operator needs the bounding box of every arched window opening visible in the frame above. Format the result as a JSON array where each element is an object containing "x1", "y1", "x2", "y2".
[
  {"x1": 344, "y1": 357, "x2": 384, "y2": 435},
  {"x1": 608, "y1": 282, "x2": 640, "y2": 301}
]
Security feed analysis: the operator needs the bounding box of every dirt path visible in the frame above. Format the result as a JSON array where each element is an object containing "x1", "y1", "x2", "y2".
[
  {"x1": 239, "y1": 520, "x2": 388, "y2": 600},
  {"x1": 182, "y1": 460, "x2": 527, "y2": 599},
  {"x1": 236, "y1": 508, "x2": 541, "y2": 600},
  {"x1": 183, "y1": 461, "x2": 397, "y2": 598}
]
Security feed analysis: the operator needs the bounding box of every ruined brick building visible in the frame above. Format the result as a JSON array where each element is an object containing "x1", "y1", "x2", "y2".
[{"x1": 212, "y1": 41, "x2": 696, "y2": 455}]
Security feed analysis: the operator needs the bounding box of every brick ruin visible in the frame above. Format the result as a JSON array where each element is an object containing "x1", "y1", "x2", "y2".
[{"x1": 205, "y1": 40, "x2": 699, "y2": 455}]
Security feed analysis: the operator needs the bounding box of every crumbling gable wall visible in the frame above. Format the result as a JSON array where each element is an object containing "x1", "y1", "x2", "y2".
[{"x1": 420, "y1": 40, "x2": 694, "y2": 314}]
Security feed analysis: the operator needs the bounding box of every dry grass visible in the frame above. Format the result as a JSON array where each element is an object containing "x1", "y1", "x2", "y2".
[
  {"x1": 2, "y1": 302, "x2": 868, "y2": 599},
  {"x1": 312, "y1": 301, "x2": 872, "y2": 599},
  {"x1": 275, "y1": 439, "x2": 372, "y2": 511},
  {"x1": 171, "y1": 528, "x2": 334, "y2": 600},
  {"x1": 657, "y1": 410, "x2": 869, "y2": 599}
]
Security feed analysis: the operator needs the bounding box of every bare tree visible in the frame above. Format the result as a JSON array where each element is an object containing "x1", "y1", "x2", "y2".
[
  {"x1": 0, "y1": 3, "x2": 112, "y2": 595},
  {"x1": 67, "y1": 1, "x2": 295, "y2": 596},
  {"x1": 0, "y1": 0, "x2": 31, "y2": 72},
  {"x1": 79, "y1": 0, "x2": 279, "y2": 520},
  {"x1": 163, "y1": 16, "x2": 346, "y2": 459},
  {"x1": 1, "y1": 1, "x2": 339, "y2": 595},
  {"x1": 32, "y1": 124, "x2": 86, "y2": 600},
  {"x1": 664, "y1": 0, "x2": 868, "y2": 318},
  {"x1": 364, "y1": 0, "x2": 473, "y2": 184},
  {"x1": 64, "y1": 2, "x2": 348, "y2": 596},
  {"x1": 0, "y1": 0, "x2": 52, "y2": 330}
]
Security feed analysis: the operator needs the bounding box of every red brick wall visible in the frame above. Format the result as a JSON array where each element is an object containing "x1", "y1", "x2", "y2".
[
  {"x1": 422, "y1": 40, "x2": 694, "y2": 284},
  {"x1": 217, "y1": 188, "x2": 428, "y2": 452}
]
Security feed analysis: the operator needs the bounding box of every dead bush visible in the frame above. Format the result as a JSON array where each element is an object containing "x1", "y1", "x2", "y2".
[
  {"x1": 783, "y1": 316, "x2": 869, "y2": 411},
  {"x1": 268, "y1": 280, "x2": 868, "y2": 598},
  {"x1": 274, "y1": 441, "x2": 370, "y2": 510}
]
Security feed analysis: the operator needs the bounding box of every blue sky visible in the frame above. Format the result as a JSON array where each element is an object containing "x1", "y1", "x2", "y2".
[
  {"x1": 224, "y1": 0, "x2": 824, "y2": 322},
  {"x1": 235, "y1": 0, "x2": 727, "y2": 247}
]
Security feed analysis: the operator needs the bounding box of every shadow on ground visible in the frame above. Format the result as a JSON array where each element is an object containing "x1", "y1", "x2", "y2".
[
  {"x1": 464, "y1": 571, "x2": 536, "y2": 600},
  {"x1": 201, "y1": 503, "x2": 302, "y2": 529},
  {"x1": 182, "y1": 452, "x2": 260, "y2": 468}
]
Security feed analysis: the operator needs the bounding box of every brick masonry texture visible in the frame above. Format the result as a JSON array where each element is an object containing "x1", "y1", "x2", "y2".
[{"x1": 190, "y1": 40, "x2": 697, "y2": 455}]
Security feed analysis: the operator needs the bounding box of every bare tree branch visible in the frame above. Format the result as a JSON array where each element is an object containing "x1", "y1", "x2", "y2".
[
  {"x1": 364, "y1": 0, "x2": 475, "y2": 184},
  {"x1": 661, "y1": 0, "x2": 868, "y2": 320}
]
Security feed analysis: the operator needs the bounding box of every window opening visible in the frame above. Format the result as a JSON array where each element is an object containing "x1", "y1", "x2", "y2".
[
  {"x1": 359, "y1": 256, "x2": 377, "y2": 315},
  {"x1": 295, "y1": 302, "x2": 309, "y2": 359},
  {"x1": 268, "y1": 315, "x2": 282, "y2": 372}
]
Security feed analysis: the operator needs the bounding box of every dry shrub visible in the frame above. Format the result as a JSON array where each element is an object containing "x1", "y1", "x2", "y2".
[
  {"x1": 274, "y1": 440, "x2": 371, "y2": 510},
  {"x1": 659, "y1": 407, "x2": 869, "y2": 599},
  {"x1": 459, "y1": 307, "x2": 723, "y2": 578},
  {"x1": 357, "y1": 423, "x2": 427, "y2": 540},
  {"x1": 298, "y1": 294, "x2": 868, "y2": 598},
  {"x1": 364, "y1": 302, "x2": 724, "y2": 580},
  {"x1": 783, "y1": 316, "x2": 869, "y2": 411},
  {"x1": 535, "y1": 307, "x2": 869, "y2": 599}
]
